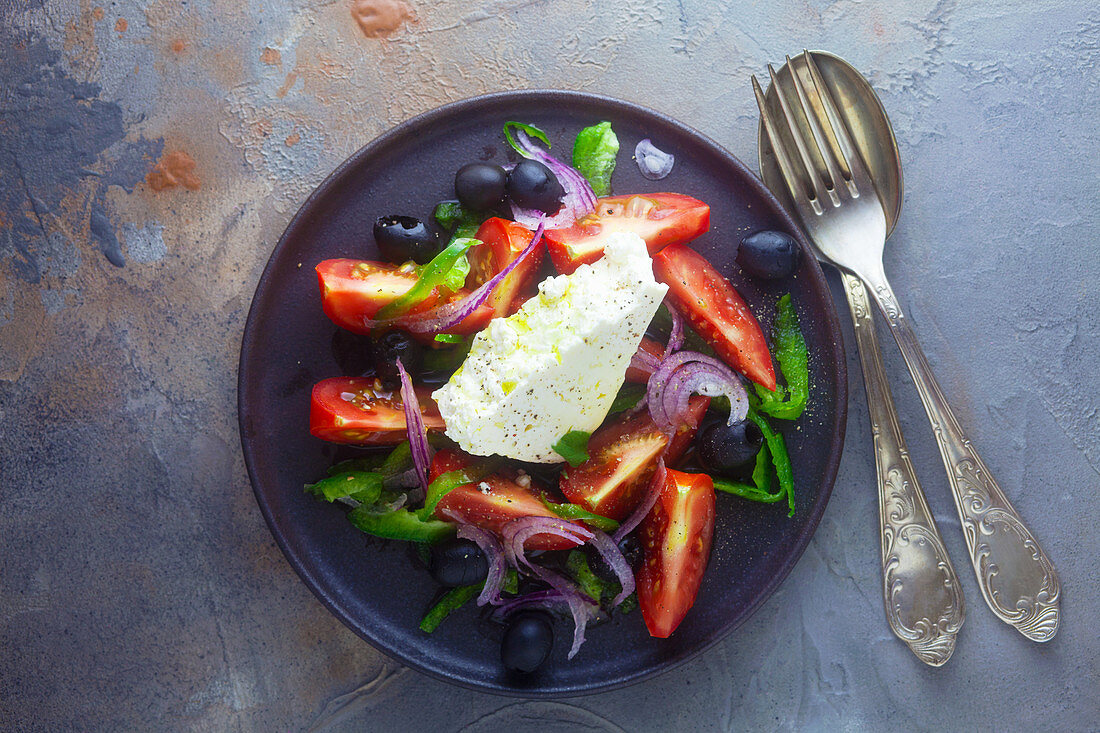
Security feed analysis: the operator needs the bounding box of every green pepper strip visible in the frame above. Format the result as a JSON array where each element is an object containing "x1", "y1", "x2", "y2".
[
  {"x1": 543, "y1": 498, "x2": 620, "y2": 533},
  {"x1": 418, "y1": 466, "x2": 492, "y2": 521},
  {"x1": 374, "y1": 237, "x2": 479, "y2": 321},
  {"x1": 420, "y1": 584, "x2": 480, "y2": 632},
  {"x1": 305, "y1": 471, "x2": 384, "y2": 504},
  {"x1": 347, "y1": 506, "x2": 455, "y2": 543},
  {"x1": 713, "y1": 412, "x2": 796, "y2": 517},
  {"x1": 565, "y1": 550, "x2": 605, "y2": 602},
  {"x1": 420, "y1": 569, "x2": 519, "y2": 633},
  {"x1": 754, "y1": 293, "x2": 809, "y2": 420}
]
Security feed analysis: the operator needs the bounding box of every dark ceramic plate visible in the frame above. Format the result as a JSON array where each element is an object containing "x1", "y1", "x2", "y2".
[{"x1": 238, "y1": 90, "x2": 847, "y2": 697}]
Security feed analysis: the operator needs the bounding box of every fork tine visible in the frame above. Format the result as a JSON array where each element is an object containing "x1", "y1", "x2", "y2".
[
  {"x1": 765, "y1": 63, "x2": 834, "y2": 209},
  {"x1": 802, "y1": 50, "x2": 875, "y2": 192},
  {"x1": 752, "y1": 75, "x2": 818, "y2": 214},
  {"x1": 786, "y1": 54, "x2": 852, "y2": 198}
]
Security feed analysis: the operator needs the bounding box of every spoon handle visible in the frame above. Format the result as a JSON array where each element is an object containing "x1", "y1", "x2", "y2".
[
  {"x1": 860, "y1": 265, "x2": 1061, "y2": 641},
  {"x1": 842, "y1": 272, "x2": 964, "y2": 664}
]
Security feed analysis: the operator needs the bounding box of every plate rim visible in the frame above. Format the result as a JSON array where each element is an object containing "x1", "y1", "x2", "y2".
[{"x1": 238, "y1": 88, "x2": 848, "y2": 697}]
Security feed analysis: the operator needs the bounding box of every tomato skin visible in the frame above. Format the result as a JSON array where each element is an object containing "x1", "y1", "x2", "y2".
[
  {"x1": 653, "y1": 244, "x2": 776, "y2": 390},
  {"x1": 309, "y1": 377, "x2": 444, "y2": 445},
  {"x1": 637, "y1": 469, "x2": 716, "y2": 638},
  {"x1": 545, "y1": 193, "x2": 711, "y2": 274},
  {"x1": 315, "y1": 259, "x2": 493, "y2": 336},
  {"x1": 430, "y1": 450, "x2": 581, "y2": 551},
  {"x1": 558, "y1": 396, "x2": 707, "y2": 520},
  {"x1": 624, "y1": 336, "x2": 665, "y2": 384},
  {"x1": 467, "y1": 218, "x2": 543, "y2": 318}
]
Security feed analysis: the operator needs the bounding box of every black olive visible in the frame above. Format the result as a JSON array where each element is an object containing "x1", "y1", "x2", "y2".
[
  {"x1": 429, "y1": 539, "x2": 488, "y2": 587},
  {"x1": 737, "y1": 230, "x2": 800, "y2": 279},
  {"x1": 455, "y1": 163, "x2": 507, "y2": 211},
  {"x1": 501, "y1": 611, "x2": 554, "y2": 673},
  {"x1": 330, "y1": 329, "x2": 375, "y2": 376},
  {"x1": 371, "y1": 330, "x2": 423, "y2": 390},
  {"x1": 506, "y1": 160, "x2": 564, "y2": 213},
  {"x1": 589, "y1": 533, "x2": 642, "y2": 583},
  {"x1": 373, "y1": 215, "x2": 440, "y2": 265},
  {"x1": 696, "y1": 418, "x2": 765, "y2": 477}
]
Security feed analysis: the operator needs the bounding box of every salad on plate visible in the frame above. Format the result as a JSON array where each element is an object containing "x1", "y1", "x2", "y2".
[{"x1": 305, "y1": 120, "x2": 809, "y2": 674}]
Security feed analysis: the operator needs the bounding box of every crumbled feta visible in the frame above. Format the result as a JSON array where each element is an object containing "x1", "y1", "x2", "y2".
[{"x1": 433, "y1": 232, "x2": 667, "y2": 462}]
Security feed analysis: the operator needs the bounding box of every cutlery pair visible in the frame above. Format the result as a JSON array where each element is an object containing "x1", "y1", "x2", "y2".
[{"x1": 752, "y1": 51, "x2": 1060, "y2": 665}]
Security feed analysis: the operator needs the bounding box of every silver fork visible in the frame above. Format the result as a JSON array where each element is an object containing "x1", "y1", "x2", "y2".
[{"x1": 754, "y1": 52, "x2": 1060, "y2": 642}]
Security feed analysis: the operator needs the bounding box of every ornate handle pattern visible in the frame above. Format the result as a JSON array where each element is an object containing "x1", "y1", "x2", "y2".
[
  {"x1": 860, "y1": 266, "x2": 1061, "y2": 641},
  {"x1": 843, "y1": 273, "x2": 964, "y2": 665}
]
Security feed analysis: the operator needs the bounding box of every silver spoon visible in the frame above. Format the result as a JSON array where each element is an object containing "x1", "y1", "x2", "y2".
[
  {"x1": 755, "y1": 51, "x2": 964, "y2": 665},
  {"x1": 755, "y1": 50, "x2": 1060, "y2": 644}
]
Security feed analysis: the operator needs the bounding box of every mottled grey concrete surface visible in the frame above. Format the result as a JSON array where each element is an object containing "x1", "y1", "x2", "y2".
[{"x1": 2, "y1": 0, "x2": 1098, "y2": 730}]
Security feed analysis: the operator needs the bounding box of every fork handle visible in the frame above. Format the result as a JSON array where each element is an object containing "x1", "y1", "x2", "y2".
[
  {"x1": 842, "y1": 272, "x2": 964, "y2": 664},
  {"x1": 860, "y1": 265, "x2": 1061, "y2": 641}
]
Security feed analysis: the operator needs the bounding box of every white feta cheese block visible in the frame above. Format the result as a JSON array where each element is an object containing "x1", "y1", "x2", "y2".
[{"x1": 433, "y1": 232, "x2": 668, "y2": 462}]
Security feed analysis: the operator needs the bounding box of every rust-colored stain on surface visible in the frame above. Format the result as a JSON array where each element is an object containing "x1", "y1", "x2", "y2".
[
  {"x1": 350, "y1": 0, "x2": 415, "y2": 38},
  {"x1": 284, "y1": 131, "x2": 300, "y2": 147},
  {"x1": 275, "y1": 71, "x2": 298, "y2": 98},
  {"x1": 171, "y1": 39, "x2": 188, "y2": 53},
  {"x1": 92, "y1": 7, "x2": 104, "y2": 21},
  {"x1": 146, "y1": 151, "x2": 201, "y2": 191},
  {"x1": 115, "y1": 17, "x2": 128, "y2": 33},
  {"x1": 260, "y1": 47, "x2": 282, "y2": 66}
]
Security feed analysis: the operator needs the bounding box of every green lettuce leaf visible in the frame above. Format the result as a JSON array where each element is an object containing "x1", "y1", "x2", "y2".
[
  {"x1": 552, "y1": 430, "x2": 591, "y2": 467},
  {"x1": 572, "y1": 121, "x2": 619, "y2": 196}
]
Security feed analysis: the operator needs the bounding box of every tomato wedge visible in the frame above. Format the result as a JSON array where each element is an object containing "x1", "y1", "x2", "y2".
[
  {"x1": 558, "y1": 396, "x2": 707, "y2": 520},
  {"x1": 637, "y1": 469, "x2": 716, "y2": 638},
  {"x1": 467, "y1": 218, "x2": 544, "y2": 318},
  {"x1": 430, "y1": 450, "x2": 581, "y2": 551},
  {"x1": 309, "y1": 376, "x2": 444, "y2": 445},
  {"x1": 624, "y1": 336, "x2": 665, "y2": 383},
  {"x1": 545, "y1": 193, "x2": 710, "y2": 274},
  {"x1": 316, "y1": 259, "x2": 493, "y2": 336},
  {"x1": 653, "y1": 244, "x2": 776, "y2": 390}
]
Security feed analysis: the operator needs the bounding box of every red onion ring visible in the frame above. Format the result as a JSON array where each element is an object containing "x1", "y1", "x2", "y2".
[
  {"x1": 586, "y1": 528, "x2": 635, "y2": 606},
  {"x1": 362, "y1": 221, "x2": 545, "y2": 334},
  {"x1": 454, "y1": 521, "x2": 507, "y2": 607},
  {"x1": 635, "y1": 138, "x2": 675, "y2": 180},
  {"x1": 509, "y1": 129, "x2": 597, "y2": 230},
  {"x1": 646, "y1": 350, "x2": 748, "y2": 434},
  {"x1": 613, "y1": 459, "x2": 666, "y2": 543},
  {"x1": 396, "y1": 358, "x2": 432, "y2": 493}
]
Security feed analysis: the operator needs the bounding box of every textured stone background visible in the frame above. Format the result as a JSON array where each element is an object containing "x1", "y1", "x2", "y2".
[{"x1": 2, "y1": 0, "x2": 1098, "y2": 730}]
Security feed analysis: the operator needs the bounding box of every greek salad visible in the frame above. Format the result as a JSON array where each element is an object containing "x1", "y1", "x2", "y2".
[{"x1": 306, "y1": 120, "x2": 809, "y2": 674}]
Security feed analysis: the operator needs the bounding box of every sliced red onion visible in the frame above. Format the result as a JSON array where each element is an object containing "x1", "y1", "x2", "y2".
[
  {"x1": 501, "y1": 516, "x2": 593, "y2": 569},
  {"x1": 630, "y1": 346, "x2": 662, "y2": 375},
  {"x1": 501, "y1": 516, "x2": 596, "y2": 658},
  {"x1": 646, "y1": 350, "x2": 748, "y2": 434},
  {"x1": 382, "y1": 467, "x2": 420, "y2": 490},
  {"x1": 455, "y1": 521, "x2": 507, "y2": 607},
  {"x1": 509, "y1": 128, "x2": 596, "y2": 230},
  {"x1": 613, "y1": 459, "x2": 666, "y2": 543},
  {"x1": 492, "y1": 589, "x2": 570, "y2": 620},
  {"x1": 396, "y1": 358, "x2": 432, "y2": 493},
  {"x1": 663, "y1": 303, "x2": 684, "y2": 359},
  {"x1": 635, "y1": 139, "x2": 675, "y2": 180},
  {"x1": 380, "y1": 493, "x2": 407, "y2": 512},
  {"x1": 362, "y1": 221, "x2": 545, "y2": 334},
  {"x1": 587, "y1": 529, "x2": 635, "y2": 606}
]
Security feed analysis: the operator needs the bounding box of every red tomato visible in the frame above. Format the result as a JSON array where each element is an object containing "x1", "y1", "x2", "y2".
[
  {"x1": 637, "y1": 469, "x2": 716, "y2": 638},
  {"x1": 430, "y1": 450, "x2": 581, "y2": 551},
  {"x1": 309, "y1": 377, "x2": 444, "y2": 445},
  {"x1": 315, "y1": 259, "x2": 493, "y2": 336},
  {"x1": 545, "y1": 193, "x2": 710, "y2": 274},
  {"x1": 624, "y1": 336, "x2": 665, "y2": 384},
  {"x1": 558, "y1": 396, "x2": 707, "y2": 520},
  {"x1": 653, "y1": 245, "x2": 776, "y2": 390},
  {"x1": 467, "y1": 218, "x2": 544, "y2": 318}
]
